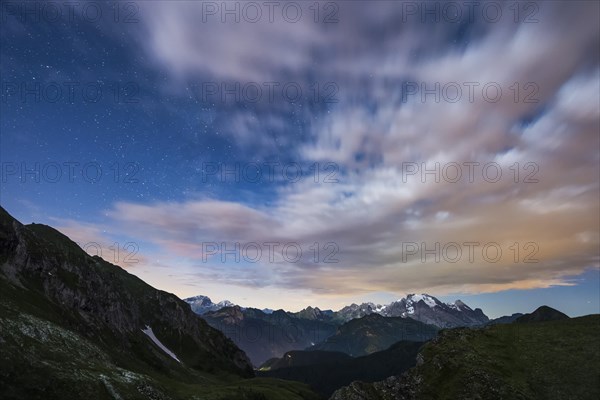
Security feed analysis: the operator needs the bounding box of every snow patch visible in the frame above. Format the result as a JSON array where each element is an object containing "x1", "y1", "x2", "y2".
[
  {"x1": 409, "y1": 294, "x2": 437, "y2": 308},
  {"x1": 141, "y1": 326, "x2": 180, "y2": 363},
  {"x1": 452, "y1": 301, "x2": 472, "y2": 311}
]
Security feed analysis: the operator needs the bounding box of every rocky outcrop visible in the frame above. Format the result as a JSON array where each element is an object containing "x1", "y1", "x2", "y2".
[{"x1": 0, "y1": 206, "x2": 253, "y2": 376}]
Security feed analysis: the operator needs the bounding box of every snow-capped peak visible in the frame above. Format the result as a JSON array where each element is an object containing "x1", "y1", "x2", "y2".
[
  {"x1": 407, "y1": 294, "x2": 438, "y2": 308},
  {"x1": 185, "y1": 295, "x2": 213, "y2": 306},
  {"x1": 217, "y1": 300, "x2": 234, "y2": 308},
  {"x1": 375, "y1": 304, "x2": 387, "y2": 312},
  {"x1": 184, "y1": 295, "x2": 236, "y2": 315},
  {"x1": 452, "y1": 300, "x2": 472, "y2": 311}
]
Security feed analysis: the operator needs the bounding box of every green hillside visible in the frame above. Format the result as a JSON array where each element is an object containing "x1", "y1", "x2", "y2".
[{"x1": 330, "y1": 315, "x2": 600, "y2": 400}]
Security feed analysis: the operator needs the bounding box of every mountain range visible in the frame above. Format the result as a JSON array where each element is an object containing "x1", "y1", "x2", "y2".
[
  {"x1": 185, "y1": 293, "x2": 486, "y2": 366},
  {"x1": 307, "y1": 313, "x2": 438, "y2": 356},
  {"x1": 334, "y1": 294, "x2": 489, "y2": 327},
  {"x1": 186, "y1": 293, "x2": 489, "y2": 328}
]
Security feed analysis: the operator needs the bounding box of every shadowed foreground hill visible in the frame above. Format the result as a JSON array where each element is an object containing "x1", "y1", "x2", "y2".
[
  {"x1": 330, "y1": 315, "x2": 600, "y2": 400},
  {"x1": 0, "y1": 206, "x2": 319, "y2": 400},
  {"x1": 515, "y1": 305, "x2": 569, "y2": 323},
  {"x1": 259, "y1": 341, "x2": 425, "y2": 397}
]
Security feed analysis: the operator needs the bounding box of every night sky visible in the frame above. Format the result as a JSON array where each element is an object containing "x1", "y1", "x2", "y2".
[{"x1": 1, "y1": 1, "x2": 599, "y2": 317}]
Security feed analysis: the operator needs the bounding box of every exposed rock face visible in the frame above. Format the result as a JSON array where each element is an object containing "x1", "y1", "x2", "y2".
[
  {"x1": 202, "y1": 306, "x2": 338, "y2": 366},
  {"x1": 383, "y1": 295, "x2": 489, "y2": 328},
  {"x1": 333, "y1": 294, "x2": 489, "y2": 328},
  {"x1": 329, "y1": 373, "x2": 421, "y2": 400},
  {"x1": 184, "y1": 295, "x2": 235, "y2": 315},
  {"x1": 291, "y1": 306, "x2": 334, "y2": 321},
  {"x1": 0, "y1": 206, "x2": 253, "y2": 376},
  {"x1": 335, "y1": 303, "x2": 383, "y2": 322},
  {"x1": 309, "y1": 314, "x2": 438, "y2": 356}
]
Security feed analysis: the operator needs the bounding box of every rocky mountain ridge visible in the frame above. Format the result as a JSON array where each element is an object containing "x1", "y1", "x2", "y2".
[{"x1": 186, "y1": 293, "x2": 489, "y2": 329}]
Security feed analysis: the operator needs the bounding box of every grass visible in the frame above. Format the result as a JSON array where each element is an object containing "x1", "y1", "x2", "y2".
[
  {"x1": 330, "y1": 315, "x2": 600, "y2": 400},
  {"x1": 414, "y1": 315, "x2": 600, "y2": 400},
  {"x1": 0, "y1": 304, "x2": 322, "y2": 400}
]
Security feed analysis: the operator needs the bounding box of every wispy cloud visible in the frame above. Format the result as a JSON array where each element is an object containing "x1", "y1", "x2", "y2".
[{"x1": 39, "y1": 1, "x2": 600, "y2": 306}]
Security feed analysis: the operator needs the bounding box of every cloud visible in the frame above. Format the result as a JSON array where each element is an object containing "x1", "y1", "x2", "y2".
[
  {"x1": 136, "y1": 1, "x2": 324, "y2": 82},
  {"x1": 77, "y1": 1, "x2": 600, "y2": 302},
  {"x1": 51, "y1": 218, "x2": 151, "y2": 269},
  {"x1": 132, "y1": 1, "x2": 600, "y2": 161}
]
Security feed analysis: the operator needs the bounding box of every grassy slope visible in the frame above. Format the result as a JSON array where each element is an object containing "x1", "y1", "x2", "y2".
[
  {"x1": 332, "y1": 315, "x2": 600, "y2": 400},
  {"x1": 417, "y1": 315, "x2": 600, "y2": 400},
  {"x1": 0, "y1": 270, "x2": 321, "y2": 400}
]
